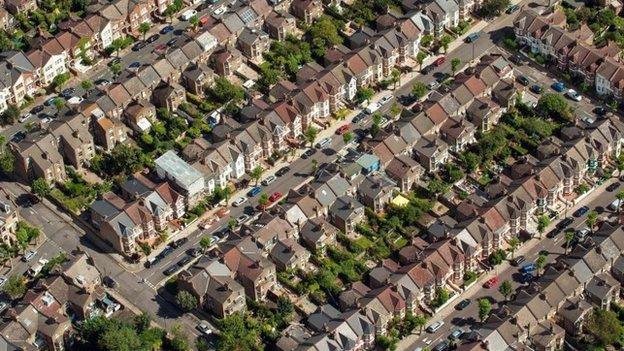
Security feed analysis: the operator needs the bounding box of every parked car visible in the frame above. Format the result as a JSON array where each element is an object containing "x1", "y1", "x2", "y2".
[
  {"x1": 606, "y1": 182, "x2": 620, "y2": 192},
  {"x1": 19, "y1": 113, "x2": 33, "y2": 123},
  {"x1": 0, "y1": 276, "x2": 6, "y2": 287},
  {"x1": 336, "y1": 124, "x2": 350, "y2": 135},
  {"x1": 169, "y1": 237, "x2": 188, "y2": 249},
  {"x1": 67, "y1": 96, "x2": 83, "y2": 105},
  {"x1": 509, "y1": 54, "x2": 524, "y2": 64},
  {"x1": 506, "y1": 4, "x2": 519, "y2": 13},
  {"x1": 565, "y1": 89, "x2": 582, "y2": 101},
  {"x1": 236, "y1": 214, "x2": 250, "y2": 225},
  {"x1": 27, "y1": 258, "x2": 49, "y2": 277},
  {"x1": 556, "y1": 217, "x2": 574, "y2": 230},
  {"x1": 108, "y1": 57, "x2": 121, "y2": 67},
  {"x1": 60, "y1": 87, "x2": 75, "y2": 98},
  {"x1": 163, "y1": 265, "x2": 178, "y2": 276},
  {"x1": 103, "y1": 275, "x2": 118, "y2": 288},
  {"x1": 132, "y1": 41, "x2": 146, "y2": 51},
  {"x1": 177, "y1": 255, "x2": 193, "y2": 267},
  {"x1": 247, "y1": 186, "x2": 262, "y2": 197},
  {"x1": 11, "y1": 131, "x2": 26, "y2": 143},
  {"x1": 352, "y1": 113, "x2": 366, "y2": 124},
  {"x1": 551, "y1": 82, "x2": 565, "y2": 92},
  {"x1": 315, "y1": 137, "x2": 331, "y2": 149},
  {"x1": 510, "y1": 256, "x2": 525, "y2": 266},
  {"x1": 166, "y1": 38, "x2": 178, "y2": 47},
  {"x1": 433, "y1": 56, "x2": 446, "y2": 67},
  {"x1": 484, "y1": 276, "x2": 499, "y2": 288},
  {"x1": 426, "y1": 320, "x2": 444, "y2": 333},
  {"x1": 232, "y1": 197, "x2": 247, "y2": 207},
  {"x1": 573, "y1": 205, "x2": 590, "y2": 217},
  {"x1": 31, "y1": 105, "x2": 44, "y2": 114},
  {"x1": 427, "y1": 80, "x2": 439, "y2": 90},
  {"x1": 530, "y1": 84, "x2": 542, "y2": 94},
  {"x1": 546, "y1": 227, "x2": 561, "y2": 238},
  {"x1": 520, "y1": 263, "x2": 536, "y2": 274},
  {"x1": 608, "y1": 198, "x2": 622, "y2": 211},
  {"x1": 421, "y1": 65, "x2": 434, "y2": 74},
  {"x1": 22, "y1": 250, "x2": 37, "y2": 262},
  {"x1": 197, "y1": 321, "x2": 212, "y2": 335},
  {"x1": 153, "y1": 44, "x2": 167, "y2": 54},
  {"x1": 448, "y1": 328, "x2": 463, "y2": 340},
  {"x1": 44, "y1": 96, "x2": 58, "y2": 106},
  {"x1": 516, "y1": 75, "x2": 530, "y2": 86},
  {"x1": 160, "y1": 25, "x2": 174, "y2": 34},
  {"x1": 519, "y1": 272, "x2": 533, "y2": 284},
  {"x1": 465, "y1": 32, "x2": 480, "y2": 43},
  {"x1": 593, "y1": 106, "x2": 608, "y2": 116},
  {"x1": 433, "y1": 340, "x2": 450, "y2": 351},
  {"x1": 269, "y1": 192, "x2": 282, "y2": 202},
  {"x1": 146, "y1": 34, "x2": 160, "y2": 43},
  {"x1": 181, "y1": 9, "x2": 197, "y2": 20},
  {"x1": 128, "y1": 61, "x2": 141, "y2": 69},
  {"x1": 455, "y1": 299, "x2": 470, "y2": 310},
  {"x1": 276, "y1": 166, "x2": 291, "y2": 176},
  {"x1": 0, "y1": 301, "x2": 8, "y2": 313},
  {"x1": 261, "y1": 175, "x2": 277, "y2": 186},
  {"x1": 186, "y1": 248, "x2": 201, "y2": 257},
  {"x1": 302, "y1": 148, "x2": 316, "y2": 158},
  {"x1": 95, "y1": 79, "x2": 112, "y2": 87}
]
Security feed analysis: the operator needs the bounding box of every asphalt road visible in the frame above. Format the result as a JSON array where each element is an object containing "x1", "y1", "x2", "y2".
[{"x1": 401, "y1": 179, "x2": 623, "y2": 351}]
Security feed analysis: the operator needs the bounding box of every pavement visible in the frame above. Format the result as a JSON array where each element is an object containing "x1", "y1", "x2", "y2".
[{"x1": 397, "y1": 178, "x2": 624, "y2": 351}]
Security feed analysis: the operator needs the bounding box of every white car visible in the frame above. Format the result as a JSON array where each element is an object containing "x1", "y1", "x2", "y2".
[
  {"x1": 315, "y1": 137, "x2": 331, "y2": 149},
  {"x1": 0, "y1": 276, "x2": 6, "y2": 287},
  {"x1": 22, "y1": 250, "x2": 37, "y2": 262},
  {"x1": 378, "y1": 95, "x2": 393, "y2": 105},
  {"x1": 181, "y1": 9, "x2": 197, "y2": 20},
  {"x1": 261, "y1": 175, "x2": 276, "y2": 186},
  {"x1": 67, "y1": 96, "x2": 84, "y2": 105},
  {"x1": 427, "y1": 81, "x2": 439, "y2": 90},
  {"x1": 236, "y1": 214, "x2": 250, "y2": 225},
  {"x1": 196, "y1": 321, "x2": 212, "y2": 335},
  {"x1": 566, "y1": 89, "x2": 582, "y2": 102},
  {"x1": 365, "y1": 101, "x2": 381, "y2": 114},
  {"x1": 213, "y1": 7, "x2": 226, "y2": 16},
  {"x1": 426, "y1": 320, "x2": 444, "y2": 333},
  {"x1": 232, "y1": 196, "x2": 247, "y2": 207},
  {"x1": 19, "y1": 113, "x2": 33, "y2": 123}
]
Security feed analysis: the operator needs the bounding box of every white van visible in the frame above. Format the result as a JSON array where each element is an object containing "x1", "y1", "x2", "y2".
[
  {"x1": 181, "y1": 9, "x2": 197, "y2": 20},
  {"x1": 365, "y1": 102, "x2": 381, "y2": 114},
  {"x1": 608, "y1": 198, "x2": 621, "y2": 211},
  {"x1": 27, "y1": 258, "x2": 49, "y2": 277}
]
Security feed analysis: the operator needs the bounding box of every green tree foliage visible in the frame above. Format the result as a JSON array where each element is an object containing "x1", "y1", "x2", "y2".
[
  {"x1": 0, "y1": 104, "x2": 20, "y2": 125},
  {"x1": 440, "y1": 35, "x2": 452, "y2": 53},
  {"x1": 15, "y1": 221, "x2": 40, "y2": 249},
  {"x1": 499, "y1": 280, "x2": 513, "y2": 301},
  {"x1": 355, "y1": 87, "x2": 374, "y2": 104},
  {"x1": 416, "y1": 51, "x2": 427, "y2": 70},
  {"x1": 210, "y1": 77, "x2": 245, "y2": 104},
  {"x1": 31, "y1": 178, "x2": 51, "y2": 198},
  {"x1": 587, "y1": 308, "x2": 623, "y2": 346},
  {"x1": 451, "y1": 57, "x2": 461, "y2": 74},
  {"x1": 217, "y1": 313, "x2": 264, "y2": 351},
  {"x1": 307, "y1": 16, "x2": 343, "y2": 58},
  {"x1": 478, "y1": 298, "x2": 492, "y2": 322},
  {"x1": 412, "y1": 81, "x2": 428, "y2": 99},
  {"x1": 251, "y1": 166, "x2": 264, "y2": 185},
  {"x1": 175, "y1": 290, "x2": 198, "y2": 312},
  {"x1": 139, "y1": 22, "x2": 151, "y2": 39},
  {"x1": 77, "y1": 315, "x2": 171, "y2": 351},
  {"x1": 3, "y1": 275, "x2": 26, "y2": 299},
  {"x1": 536, "y1": 93, "x2": 574, "y2": 122},
  {"x1": 304, "y1": 126, "x2": 319, "y2": 147},
  {"x1": 478, "y1": 0, "x2": 511, "y2": 18},
  {"x1": 91, "y1": 144, "x2": 151, "y2": 179}
]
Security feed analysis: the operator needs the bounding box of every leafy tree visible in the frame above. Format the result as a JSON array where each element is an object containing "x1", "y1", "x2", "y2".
[
  {"x1": 53, "y1": 97, "x2": 65, "y2": 110},
  {"x1": 217, "y1": 313, "x2": 263, "y2": 351},
  {"x1": 3, "y1": 275, "x2": 26, "y2": 299},
  {"x1": 134, "y1": 312, "x2": 151, "y2": 333},
  {"x1": 211, "y1": 77, "x2": 245, "y2": 104},
  {"x1": 440, "y1": 35, "x2": 453, "y2": 53},
  {"x1": 489, "y1": 249, "x2": 507, "y2": 265},
  {"x1": 427, "y1": 178, "x2": 449, "y2": 196},
  {"x1": 537, "y1": 215, "x2": 550, "y2": 238},
  {"x1": 0, "y1": 104, "x2": 20, "y2": 125},
  {"x1": 110, "y1": 62, "x2": 122, "y2": 75},
  {"x1": 478, "y1": 299, "x2": 492, "y2": 322},
  {"x1": 587, "y1": 210, "x2": 598, "y2": 232},
  {"x1": 304, "y1": 126, "x2": 319, "y2": 147},
  {"x1": 189, "y1": 15, "x2": 199, "y2": 32},
  {"x1": 412, "y1": 81, "x2": 428, "y2": 99},
  {"x1": 414, "y1": 315, "x2": 427, "y2": 333},
  {"x1": 499, "y1": 280, "x2": 513, "y2": 301},
  {"x1": 308, "y1": 16, "x2": 342, "y2": 47},
  {"x1": 508, "y1": 237, "x2": 520, "y2": 258},
  {"x1": 416, "y1": 51, "x2": 427, "y2": 70},
  {"x1": 164, "y1": 4, "x2": 177, "y2": 23},
  {"x1": 0, "y1": 150, "x2": 13, "y2": 173},
  {"x1": 81, "y1": 80, "x2": 94, "y2": 90},
  {"x1": 431, "y1": 288, "x2": 450, "y2": 307},
  {"x1": 31, "y1": 178, "x2": 51, "y2": 198},
  {"x1": 460, "y1": 151, "x2": 481, "y2": 173},
  {"x1": 536, "y1": 93, "x2": 574, "y2": 122},
  {"x1": 451, "y1": 57, "x2": 461, "y2": 75},
  {"x1": 251, "y1": 166, "x2": 264, "y2": 186},
  {"x1": 167, "y1": 325, "x2": 189, "y2": 351},
  {"x1": 355, "y1": 87, "x2": 374, "y2": 104},
  {"x1": 564, "y1": 229, "x2": 575, "y2": 254},
  {"x1": 421, "y1": 35, "x2": 433, "y2": 48},
  {"x1": 139, "y1": 22, "x2": 151, "y2": 40},
  {"x1": 478, "y1": 0, "x2": 511, "y2": 18},
  {"x1": 91, "y1": 144, "x2": 150, "y2": 178},
  {"x1": 616, "y1": 190, "x2": 624, "y2": 214},
  {"x1": 258, "y1": 193, "x2": 269, "y2": 210},
  {"x1": 99, "y1": 322, "x2": 142, "y2": 351},
  {"x1": 175, "y1": 290, "x2": 198, "y2": 312},
  {"x1": 587, "y1": 308, "x2": 623, "y2": 346},
  {"x1": 535, "y1": 254, "x2": 546, "y2": 276},
  {"x1": 52, "y1": 72, "x2": 70, "y2": 92},
  {"x1": 343, "y1": 131, "x2": 354, "y2": 144},
  {"x1": 390, "y1": 68, "x2": 401, "y2": 89},
  {"x1": 199, "y1": 235, "x2": 213, "y2": 251}
]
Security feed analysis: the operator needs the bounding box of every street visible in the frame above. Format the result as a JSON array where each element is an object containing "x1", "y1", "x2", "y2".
[{"x1": 399, "y1": 179, "x2": 624, "y2": 350}]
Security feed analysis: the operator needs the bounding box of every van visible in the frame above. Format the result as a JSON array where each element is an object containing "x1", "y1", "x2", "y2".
[
  {"x1": 365, "y1": 102, "x2": 381, "y2": 114},
  {"x1": 608, "y1": 198, "x2": 621, "y2": 211},
  {"x1": 181, "y1": 9, "x2": 197, "y2": 20},
  {"x1": 27, "y1": 259, "x2": 49, "y2": 277},
  {"x1": 465, "y1": 32, "x2": 480, "y2": 43},
  {"x1": 315, "y1": 138, "x2": 331, "y2": 149}
]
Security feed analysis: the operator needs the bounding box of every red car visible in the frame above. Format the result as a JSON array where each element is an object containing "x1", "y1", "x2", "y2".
[
  {"x1": 434, "y1": 56, "x2": 446, "y2": 67},
  {"x1": 153, "y1": 44, "x2": 167, "y2": 55},
  {"x1": 269, "y1": 192, "x2": 282, "y2": 202},
  {"x1": 336, "y1": 124, "x2": 350, "y2": 135},
  {"x1": 199, "y1": 16, "x2": 209, "y2": 26},
  {"x1": 484, "y1": 277, "x2": 499, "y2": 288}
]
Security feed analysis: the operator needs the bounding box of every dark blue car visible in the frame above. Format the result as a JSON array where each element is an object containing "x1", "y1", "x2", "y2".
[
  {"x1": 247, "y1": 186, "x2": 261, "y2": 197},
  {"x1": 520, "y1": 272, "x2": 533, "y2": 284},
  {"x1": 160, "y1": 25, "x2": 174, "y2": 34},
  {"x1": 551, "y1": 82, "x2": 565, "y2": 92}
]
